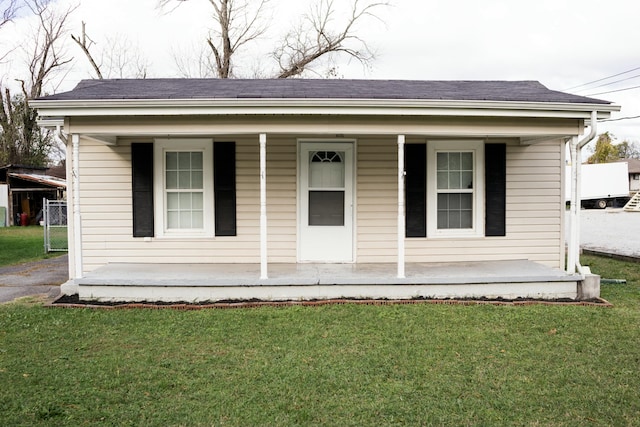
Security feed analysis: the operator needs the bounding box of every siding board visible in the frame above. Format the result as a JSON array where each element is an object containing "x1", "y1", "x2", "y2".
[{"x1": 76, "y1": 134, "x2": 564, "y2": 272}]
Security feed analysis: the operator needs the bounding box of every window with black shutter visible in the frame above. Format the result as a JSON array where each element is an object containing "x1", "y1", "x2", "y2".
[
  {"x1": 484, "y1": 143, "x2": 506, "y2": 236},
  {"x1": 405, "y1": 144, "x2": 426, "y2": 237},
  {"x1": 131, "y1": 143, "x2": 154, "y2": 237},
  {"x1": 214, "y1": 142, "x2": 237, "y2": 236}
]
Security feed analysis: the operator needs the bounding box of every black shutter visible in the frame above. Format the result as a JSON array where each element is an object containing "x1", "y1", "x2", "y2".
[
  {"x1": 131, "y1": 143, "x2": 154, "y2": 237},
  {"x1": 485, "y1": 143, "x2": 506, "y2": 237},
  {"x1": 405, "y1": 143, "x2": 426, "y2": 237},
  {"x1": 214, "y1": 142, "x2": 237, "y2": 236}
]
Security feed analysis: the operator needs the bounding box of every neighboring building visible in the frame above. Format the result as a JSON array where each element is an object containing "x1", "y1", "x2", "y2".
[
  {"x1": 32, "y1": 79, "x2": 619, "y2": 302},
  {"x1": 0, "y1": 165, "x2": 66, "y2": 226},
  {"x1": 623, "y1": 158, "x2": 640, "y2": 193}
]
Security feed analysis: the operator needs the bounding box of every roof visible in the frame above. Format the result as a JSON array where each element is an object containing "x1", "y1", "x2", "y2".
[
  {"x1": 623, "y1": 158, "x2": 640, "y2": 174},
  {"x1": 0, "y1": 164, "x2": 48, "y2": 171},
  {"x1": 37, "y1": 79, "x2": 611, "y2": 105},
  {"x1": 8, "y1": 173, "x2": 66, "y2": 188}
]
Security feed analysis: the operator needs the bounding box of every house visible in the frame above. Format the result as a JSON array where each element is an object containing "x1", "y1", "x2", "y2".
[
  {"x1": 31, "y1": 79, "x2": 619, "y2": 303},
  {"x1": 623, "y1": 158, "x2": 640, "y2": 193},
  {"x1": 0, "y1": 164, "x2": 66, "y2": 226}
]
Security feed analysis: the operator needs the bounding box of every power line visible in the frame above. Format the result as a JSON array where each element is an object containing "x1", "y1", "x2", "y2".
[
  {"x1": 586, "y1": 84, "x2": 640, "y2": 97},
  {"x1": 574, "y1": 72, "x2": 640, "y2": 93},
  {"x1": 563, "y1": 65, "x2": 640, "y2": 91},
  {"x1": 599, "y1": 115, "x2": 640, "y2": 123}
]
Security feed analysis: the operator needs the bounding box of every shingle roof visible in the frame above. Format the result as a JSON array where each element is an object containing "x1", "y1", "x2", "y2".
[
  {"x1": 37, "y1": 79, "x2": 611, "y2": 105},
  {"x1": 623, "y1": 158, "x2": 640, "y2": 174}
]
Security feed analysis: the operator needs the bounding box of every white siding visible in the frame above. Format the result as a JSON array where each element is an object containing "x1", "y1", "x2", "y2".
[
  {"x1": 76, "y1": 132, "x2": 565, "y2": 272},
  {"x1": 403, "y1": 141, "x2": 564, "y2": 268},
  {"x1": 354, "y1": 139, "x2": 563, "y2": 267},
  {"x1": 356, "y1": 137, "x2": 398, "y2": 262},
  {"x1": 78, "y1": 136, "x2": 299, "y2": 273}
]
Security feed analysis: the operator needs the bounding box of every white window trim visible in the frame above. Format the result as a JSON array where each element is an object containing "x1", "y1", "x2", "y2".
[
  {"x1": 427, "y1": 140, "x2": 485, "y2": 238},
  {"x1": 153, "y1": 138, "x2": 214, "y2": 238}
]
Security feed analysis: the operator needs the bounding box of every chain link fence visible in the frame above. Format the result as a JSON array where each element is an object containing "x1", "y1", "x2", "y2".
[{"x1": 44, "y1": 199, "x2": 68, "y2": 252}]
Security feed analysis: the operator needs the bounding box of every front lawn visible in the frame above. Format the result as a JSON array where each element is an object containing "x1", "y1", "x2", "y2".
[
  {"x1": 0, "y1": 255, "x2": 639, "y2": 426},
  {"x1": 0, "y1": 226, "x2": 65, "y2": 267}
]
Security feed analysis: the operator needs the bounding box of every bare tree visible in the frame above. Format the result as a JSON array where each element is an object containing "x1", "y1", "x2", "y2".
[
  {"x1": 172, "y1": 43, "x2": 217, "y2": 78},
  {"x1": 101, "y1": 34, "x2": 150, "y2": 79},
  {"x1": 161, "y1": 0, "x2": 388, "y2": 79},
  {"x1": 0, "y1": 0, "x2": 20, "y2": 63},
  {"x1": 72, "y1": 22, "x2": 150, "y2": 79},
  {"x1": 24, "y1": 0, "x2": 76, "y2": 98},
  {"x1": 160, "y1": 0, "x2": 270, "y2": 78},
  {"x1": 273, "y1": 0, "x2": 387, "y2": 78},
  {"x1": 0, "y1": 0, "x2": 76, "y2": 166}
]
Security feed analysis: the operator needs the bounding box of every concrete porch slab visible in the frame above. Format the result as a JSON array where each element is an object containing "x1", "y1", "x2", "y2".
[{"x1": 74, "y1": 260, "x2": 583, "y2": 302}]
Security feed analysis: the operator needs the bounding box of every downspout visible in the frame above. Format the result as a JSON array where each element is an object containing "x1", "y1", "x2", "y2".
[
  {"x1": 567, "y1": 110, "x2": 597, "y2": 275},
  {"x1": 55, "y1": 124, "x2": 68, "y2": 146}
]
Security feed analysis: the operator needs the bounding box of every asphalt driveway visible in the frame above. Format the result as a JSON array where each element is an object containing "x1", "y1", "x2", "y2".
[{"x1": 0, "y1": 255, "x2": 68, "y2": 303}]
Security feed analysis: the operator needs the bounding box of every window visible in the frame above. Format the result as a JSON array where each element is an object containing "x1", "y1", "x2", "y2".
[
  {"x1": 436, "y1": 152, "x2": 474, "y2": 229},
  {"x1": 308, "y1": 151, "x2": 345, "y2": 226},
  {"x1": 154, "y1": 139, "x2": 214, "y2": 237},
  {"x1": 165, "y1": 151, "x2": 204, "y2": 229},
  {"x1": 427, "y1": 141, "x2": 484, "y2": 237},
  {"x1": 405, "y1": 141, "x2": 504, "y2": 239}
]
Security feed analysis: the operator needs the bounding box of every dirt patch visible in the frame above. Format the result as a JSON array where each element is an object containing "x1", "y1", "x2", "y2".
[{"x1": 48, "y1": 293, "x2": 613, "y2": 310}]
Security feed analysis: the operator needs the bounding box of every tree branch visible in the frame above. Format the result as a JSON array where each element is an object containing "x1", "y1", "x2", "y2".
[
  {"x1": 163, "y1": 0, "x2": 270, "y2": 78},
  {"x1": 273, "y1": 0, "x2": 388, "y2": 78},
  {"x1": 71, "y1": 21, "x2": 103, "y2": 79},
  {"x1": 0, "y1": 0, "x2": 18, "y2": 29}
]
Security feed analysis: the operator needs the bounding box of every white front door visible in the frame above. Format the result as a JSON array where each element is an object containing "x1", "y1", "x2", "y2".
[{"x1": 299, "y1": 142, "x2": 354, "y2": 262}]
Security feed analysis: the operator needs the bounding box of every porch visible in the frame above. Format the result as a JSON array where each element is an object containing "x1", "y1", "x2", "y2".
[{"x1": 71, "y1": 260, "x2": 583, "y2": 302}]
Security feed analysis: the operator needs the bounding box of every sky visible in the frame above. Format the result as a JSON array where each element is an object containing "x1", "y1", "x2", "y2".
[{"x1": 2, "y1": 0, "x2": 640, "y2": 144}]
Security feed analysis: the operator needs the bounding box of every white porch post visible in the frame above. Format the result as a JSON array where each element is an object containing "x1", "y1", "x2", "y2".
[
  {"x1": 259, "y1": 133, "x2": 268, "y2": 279},
  {"x1": 397, "y1": 135, "x2": 406, "y2": 278},
  {"x1": 71, "y1": 134, "x2": 83, "y2": 278}
]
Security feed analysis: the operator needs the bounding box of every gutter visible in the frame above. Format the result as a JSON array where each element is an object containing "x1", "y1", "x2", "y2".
[
  {"x1": 567, "y1": 110, "x2": 597, "y2": 275},
  {"x1": 30, "y1": 98, "x2": 620, "y2": 119}
]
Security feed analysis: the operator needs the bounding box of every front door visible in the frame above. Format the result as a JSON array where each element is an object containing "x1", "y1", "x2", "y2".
[{"x1": 299, "y1": 142, "x2": 354, "y2": 262}]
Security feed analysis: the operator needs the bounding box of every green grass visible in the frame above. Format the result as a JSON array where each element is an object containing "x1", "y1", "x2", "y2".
[
  {"x1": 0, "y1": 226, "x2": 65, "y2": 267},
  {"x1": 1, "y1": 256, "x2": 639, "y2": 426}
]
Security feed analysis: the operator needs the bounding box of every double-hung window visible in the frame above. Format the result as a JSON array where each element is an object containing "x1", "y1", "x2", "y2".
[
  {"x1": 154, "y1": 139, "x2": 214, "y2": 238},
  {"x1": 427, "y1": 141, "x2": 485, "y2": 237},
  {"x1": 165, "y1": 151, "x2": 204, "y2": 229}
]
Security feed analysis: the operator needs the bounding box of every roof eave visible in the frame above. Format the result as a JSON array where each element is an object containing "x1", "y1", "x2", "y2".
[{"x1": 31, "y1": 98, "x2": 619, "y2": 121}]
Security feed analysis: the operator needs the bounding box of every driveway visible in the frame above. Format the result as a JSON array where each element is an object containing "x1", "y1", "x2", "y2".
[
  {"x1": 0, "y1": 255, "x2": 68, "y2": 303},
  {"x1": 566, "y1": 209, "x2": 640, "y2": 258}
]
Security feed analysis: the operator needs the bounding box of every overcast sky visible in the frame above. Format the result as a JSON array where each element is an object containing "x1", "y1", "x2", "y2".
[{"x1": 2, "y1": 0, "x2": 639, "y2": 144}]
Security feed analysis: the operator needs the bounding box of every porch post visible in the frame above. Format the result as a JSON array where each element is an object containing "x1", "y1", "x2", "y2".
[
  {"x1": 259, "y1": 133, "x2": 268, "y2": 279},
  {"x1": 71, "y1": 134, "x2": 83, "y2": 278},
  {"x1": 397, "y1": 135, "x2": 406, "y2": 278}
]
